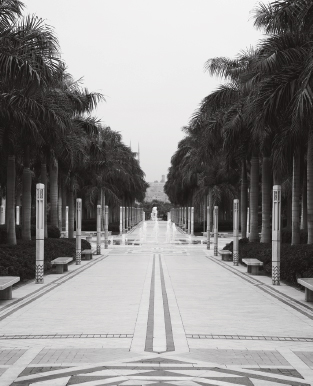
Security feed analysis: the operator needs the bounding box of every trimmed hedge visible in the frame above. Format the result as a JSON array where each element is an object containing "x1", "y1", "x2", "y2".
[
  {"x1": 0, "y1": 238, "x2": 91, "y2": 281},
  {"x1": 82, "y1": 219, "x2": 120, "y2": 233},
  {"x1": 223, "y1": 238, "x2": 313, "y2": 286},
  {"x1": 194, "y1": 220, "x2": 233, "y2": 233}
]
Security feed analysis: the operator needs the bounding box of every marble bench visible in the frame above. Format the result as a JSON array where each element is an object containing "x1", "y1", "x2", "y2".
[
  {"x1": 81, "y1": 249, "x2": 94, "y2": 260},
  {"x1": 218, "y1": 250, "x2": 233, "y2": 261},
  {"x1": 242, "y1": 258, "x2": 263, "y2": 275},
  {"x1": 297, "y1": 278, "x2": 313, "y2": 302},
  {"x1": 0, "y1": 276, "x2": 20, "y2": 300},
  {"x1": 51, "y1": 257, "x2": 73, "y2": 274}
]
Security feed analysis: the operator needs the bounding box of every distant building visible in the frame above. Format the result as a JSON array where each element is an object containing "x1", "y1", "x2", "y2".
[{"x1": 145, "y1": 175, "x2": 169, "y2": 202}]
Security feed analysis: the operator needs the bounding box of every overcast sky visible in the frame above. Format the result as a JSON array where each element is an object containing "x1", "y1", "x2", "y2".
[{"x1": 24, "y1": 0, "x2": 265, "y2": 182}]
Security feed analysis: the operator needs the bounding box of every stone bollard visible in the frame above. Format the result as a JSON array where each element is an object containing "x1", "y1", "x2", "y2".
[
  {"x1": 36, "y1": 184, "x2": 44, "y2": 284},
  {"x1": 97, "y1": 204, "x2": 101, "y2": 254},
  {"x1": 207, "y1": 206, "x2": 210, "y2": 250},
  {"x1": 272, "y1": 186, "x2": 281, "y2": 285},
  {"x1": 76, "y1": 199, "x2": 82, "y2": 265},
  {"x1": 233, "y1": 199, "x2": 239, "y2": 266},
  {"x1": 188, "y1": 207, "x2": 191, "y2": 234},
  {"x1": 16, "y1": 206, "x2": 20, "y2": 226},
  {"x1": 105, "y1": 205, "x2": 109, "y2": 249},
  {"x1": 191, "y1": 207, "x2": 194, "y2": 236},
  {"x1": 214, "y1": 206, "x2": 218, "y2": 256},
  {"x1": 65, "y1": 206, "x2": 69, "y2": 238}
]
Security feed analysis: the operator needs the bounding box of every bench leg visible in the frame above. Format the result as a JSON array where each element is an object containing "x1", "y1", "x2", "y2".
[
  {"x1": 247, "y1": 266, "x2": 259, "y2": 275},
  {"x1": 0, "y1": 286, "x2": 12, "y2": 300},
  {"x1": 305, "y1": 288, "x2": 313, "y2": 302},
  {"x1": 55, "y1": 265, "x2": 64, "y2": 274}
]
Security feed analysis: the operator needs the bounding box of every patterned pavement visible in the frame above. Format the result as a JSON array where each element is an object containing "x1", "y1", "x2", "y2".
[{"x1": 0, "y1": 221, "x2": 312, "y2": 385}]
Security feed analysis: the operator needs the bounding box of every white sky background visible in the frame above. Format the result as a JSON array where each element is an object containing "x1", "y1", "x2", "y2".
[{"x1": 24, "y1": 0, "x2": 265, "y2": 182}]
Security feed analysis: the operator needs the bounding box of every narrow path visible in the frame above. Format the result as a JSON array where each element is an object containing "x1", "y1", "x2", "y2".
[{"x1": 0, "y1": 220, "x2": 312, "y2": 385}]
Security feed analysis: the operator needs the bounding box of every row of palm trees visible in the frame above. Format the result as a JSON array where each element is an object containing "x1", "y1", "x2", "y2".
[
  {"x1": 0, "y1": 0, "x2": 148, "y2": 245},
  {"x1": 165, "y1": 0, "x2": 313, "y2": 245}
]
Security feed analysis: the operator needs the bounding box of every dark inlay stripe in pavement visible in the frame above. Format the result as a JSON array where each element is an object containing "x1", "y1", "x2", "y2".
[
  {"x1": 0, "y1": 334, "x2": 133, "y2": 340},
  {"x1": 187, "y1": 334, "x2": 313, "y2": 342},
  {"x1": 144, "y1": 255, "x2": 155, "y2": 352},
  {"x1": 159, "y1": 254, "x2": 175, "y2": 352}
]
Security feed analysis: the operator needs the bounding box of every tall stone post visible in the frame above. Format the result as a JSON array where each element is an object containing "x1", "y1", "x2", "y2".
[
  {"x1": 119, "y1": 206, "x2": 123, "y2": 235},
  {"x1": 247, "y1": 207, "x2": 250, "y2": 237},
  {"x1": 214, "y1": 206, "x2": 218, "y2": 256},
  {"x1": 36, "y1": 184, "x2": 44, "y2": 284},
  {"x1": 272, "y1": 185, "x2": 281, "y2": 285},
  {"x1": 187, "y1": 207, "x2": 190, "y2": 234},
  {"x1": 105, "y1": 205, "x2": 109, "y2": 249},
  {"x1": 76, "y1": 198, "x2": 82, "y2": 265},
  {"x1": 65, "y1": 206, "x2": 69, "y2": 238},
  {"x1": 122, "y1": 206, "x2": 125, "y2": 233},
  {"x1": 97, "y1": 204, "x2": 101, "y2": 254},
  {"x1": 206, "y1": 206, "x2": 210, "y2": 250},
  {"x1": 233, "y1": 199, "x2": 239, "y2": 266},
  {"x1": 191, "y1": 207, "x2": 194, "y2": 236},
  {"x1": 0, "y1": 205, "x2": 4, "y2": 225},
  {"x1": 16, "y1": 206, "x2": 20, "y2": 226},
  {"x1": 143, "y1": 209, "x2": 145, "y2": 222}
]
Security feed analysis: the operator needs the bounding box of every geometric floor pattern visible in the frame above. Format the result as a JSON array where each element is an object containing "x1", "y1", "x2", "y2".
[{"x1": 11, "y1": 353, "x2": 310, "y2": 386}]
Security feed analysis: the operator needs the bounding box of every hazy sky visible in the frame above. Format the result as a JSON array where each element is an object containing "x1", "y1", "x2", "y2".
[{"x1": 24, "y1": 0, "x2": 265, "y2": 182}]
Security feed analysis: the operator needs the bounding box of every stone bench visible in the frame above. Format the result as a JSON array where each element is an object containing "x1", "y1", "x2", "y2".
[
  {"x1": 0, "y1": 276, "x2": 20, "y2": 300},
  {"x1": 297, "y1": 278, "x2": 313, "y2": 302},
  {"x1": 242, "y1": 258, "x2": 263, "y2": 275},
  {"x1": 218, "y1": 250, "x2": 233, "y2": 261},
  {"x1": 81, "y1": 249, "x2": 94, "y2": 260},
  {"x1": 51, "y1": 257, "x2": 73, "y2": 274}
]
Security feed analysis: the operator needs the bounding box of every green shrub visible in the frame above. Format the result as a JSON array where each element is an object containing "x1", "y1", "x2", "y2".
[
  {"x1": 0, "y1": 238, "x2": 91, "y2": 281},
  {"x1": 223, "y1": 239, "x2": 313, "y2": 285}
]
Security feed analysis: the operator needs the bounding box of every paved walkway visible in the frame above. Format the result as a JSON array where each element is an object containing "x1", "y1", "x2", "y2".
[{"x1": 0, "y1": 221, "x2": 313, "y2": 385}]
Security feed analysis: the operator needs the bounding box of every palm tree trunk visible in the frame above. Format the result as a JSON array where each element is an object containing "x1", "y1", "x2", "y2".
[
  {"x1": 249, "y1": 155, "x2": 259, "y2": 242},
  {"x1": 301, "y1": 166, "x2": 307, "y2": 230},
  {"x1": 287, "y1": 195, "x2": 292, "y2": 229},
  {"x1": 50, "y1": 158, "x2": 58, "y2": 227},
  {"x1": 7, "y1": 155, "x2": 16, "y2": 245},
  {"x1": 208, "y1": 188, "x2": 213, "y2": 232},
  {"x1": 241, "y1": 159, "x2": 248, "y2": 238},
  {"x1": 58, "y1": 181, "x2": 62, "y2": 229},
  {"x1": 261, "y1": 156, "x2": 271, "y2": 243},
  {"x1": 62, "y1": 180, "x2": 67, "y2": 231},
  {"x1": 101, "y1": 188, "x2": 105, "y2": 231},
  {"x1": 68, "y1": 177, "x2": 74, "y2": 238},
  {"x1": 292, "y1": 150, "x2": 301, "y2": 244},
  {"x1": 307, "y1": 133, "x2": 313, "y2": 243},
  {"x1": 22, "y1": 147, "x2": 31, "y2": 241},
  {"x1": 40, "y1": 158, "x2": 48, "y2": 238}
]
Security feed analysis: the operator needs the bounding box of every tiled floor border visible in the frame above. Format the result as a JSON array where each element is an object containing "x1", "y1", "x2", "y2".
[
  {"x1": 187, "y1": 334, "x2": 313, "y2": 342},
  {"x1": 207, "y1": 255, "x2": 313, "y2": 320}
]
